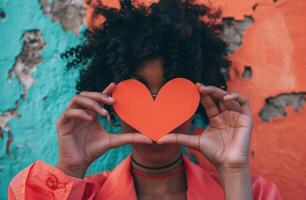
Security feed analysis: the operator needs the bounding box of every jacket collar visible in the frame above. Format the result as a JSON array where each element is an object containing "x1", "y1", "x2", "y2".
[{"x1": 97, "y1": 155, "x2": 224, "y2": 200}]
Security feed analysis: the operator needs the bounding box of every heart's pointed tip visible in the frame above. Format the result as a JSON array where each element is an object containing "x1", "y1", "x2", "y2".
[
  {"x1": 149, "y1": 135, "x2": 164, "y2": 143},
  {"x1": 151, "y1": 138, "x2": 159, "y2": 143}
]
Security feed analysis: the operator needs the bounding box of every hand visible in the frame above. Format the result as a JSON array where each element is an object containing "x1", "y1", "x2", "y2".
[
  {"x1": 158, "y1": 83, "x2": 253, "y2": 171},
  {"x1": 56, "y1": 82, "x2": 152, "y2": 178}
]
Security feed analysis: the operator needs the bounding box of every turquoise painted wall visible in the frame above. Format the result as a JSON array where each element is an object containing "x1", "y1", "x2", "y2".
[{"x1": 0, "y1": 1, "x2": 132, "y2": 199}]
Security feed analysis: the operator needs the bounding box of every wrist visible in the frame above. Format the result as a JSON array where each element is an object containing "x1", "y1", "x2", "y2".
[
  {"x1": 217, "y1": 161, "x2": 250, "y2": 175},
  {"x1": 218, "y1": 163, "x2": 251, "y2": 187},
  {"x1": 56, "y1": 161, "x2": 89, "y2": 179},
  {"x1": 217, "y1": 164, "x2": 253, "y2": 200}
]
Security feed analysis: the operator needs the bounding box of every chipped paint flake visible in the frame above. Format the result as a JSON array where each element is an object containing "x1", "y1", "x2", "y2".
[
  {"x1": 40, "y1": 0, "x2": 86, "y2": 35},
  {"x1": 259, "y1": 92, "x2": 306, "y2": 121},
  {"x1": 0, "y1": 104, "x2": 20, "y2": 154},
  {"x1": 222, "y1": 17, "x2": 254, "y2": 54},
  {"x1": 8, "y1": 29, "x2": 46, "y2": 99}
]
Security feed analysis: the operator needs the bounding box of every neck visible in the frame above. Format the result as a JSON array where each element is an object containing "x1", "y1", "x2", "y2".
[
  {"x1": 130, "y1": 153, "x2": 187, "y2": 197},
  {"x1": 131, "y1": 153, "x2": 183, "y2": 175}
]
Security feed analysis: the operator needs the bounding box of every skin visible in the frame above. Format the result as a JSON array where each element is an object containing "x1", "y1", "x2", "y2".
[{"x1": 56, "y1": 58, "x2": 254, "y2": 200}]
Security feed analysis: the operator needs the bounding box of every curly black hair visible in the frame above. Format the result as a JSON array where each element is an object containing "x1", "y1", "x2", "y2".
[{"x1": 61, "y1": 0, "x2": 231, "y2": 123}]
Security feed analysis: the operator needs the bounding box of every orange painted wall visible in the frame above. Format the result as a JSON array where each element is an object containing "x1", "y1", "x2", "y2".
[
  {"x1": 228, "y1": 1, "x2": 306, "y2": 199},
  {"x1": 194, "y1": 1, "x2": 306, "y2": 199}
]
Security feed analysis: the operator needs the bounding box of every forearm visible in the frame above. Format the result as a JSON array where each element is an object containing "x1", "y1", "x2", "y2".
[{"x1": 218, "y1": 165, "x2": 253, "y2": 200}]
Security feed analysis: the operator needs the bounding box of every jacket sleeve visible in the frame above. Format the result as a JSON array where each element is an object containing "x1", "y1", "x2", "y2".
[
  {"x1": 252, "y1": 175, "x2": 282, "y2": 200},
  {"x1": 207, "y1": 172, "x2": 281, "y2": 200},
  {"x1": 8, "y1": 160, "x2": 96, "y2": 200}
]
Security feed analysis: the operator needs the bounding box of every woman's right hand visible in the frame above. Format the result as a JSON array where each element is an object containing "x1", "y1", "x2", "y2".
[{"x1": 56, "y1": 82, "x2": 152, "y2": 178}]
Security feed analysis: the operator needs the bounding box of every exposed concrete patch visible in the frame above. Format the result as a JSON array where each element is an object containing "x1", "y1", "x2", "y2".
[
  {"x1": 8, "y1": 29, "x2": 46, "y2": 99},
  {"x1": 0, "y1": 101, "x2": 20, "y2": 154},
  {"x1": 222, "y1": 17, "x2": 254, "y2": 54},
  {"x1": 242, "y1": 66, "x2": 252, "y2": 79},
  {"x1": 259, "y1": 92, "x2": 306, "y2": 122},
  {"x1": 39, "y1": 0, "x2": 86, "y2": 35},
  {"x1": 221, "y1": 17, "x2": 254, "y2": 80}
]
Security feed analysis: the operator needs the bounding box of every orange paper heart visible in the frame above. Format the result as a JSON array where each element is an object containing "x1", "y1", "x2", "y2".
[{"x1": 112, "y1": 78, "x2": 200, "y2": 141}]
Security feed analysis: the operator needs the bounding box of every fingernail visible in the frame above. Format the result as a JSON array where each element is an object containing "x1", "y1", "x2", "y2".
[
  {"x1": 223, "y1": 94, "x2": 230, "y2": 99},
  {"x1": 196, "y1": 82, "x2": 202, "y2": 87},
  {"x1": 224, "y1": 94, "x2": 234, "y2": 100},
  {"x1": 108, "y1": 96, "x2": 114, "y2": 101},
  {"x1": 146, "y1": 138, "x2": 153, "y2": 143},
  {"x1": 101, "y1": 108, "x2": 108, "y2": 115},
  {"x1": 157, "y1": 138, "x2": 164, "y2": 144}
]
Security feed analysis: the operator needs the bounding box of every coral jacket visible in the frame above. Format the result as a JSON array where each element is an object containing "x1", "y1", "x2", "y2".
[{"x1": 8, "y1": 154, "x2": 281, "y2": 200}]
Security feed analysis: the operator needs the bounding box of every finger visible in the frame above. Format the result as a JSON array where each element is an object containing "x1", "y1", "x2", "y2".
[
  {"x1": 68, "y1": 95, "x2": 107, "y2": 116},
  {"x1": 196, "y1": 83, "x2": 228, "y2": 101},
  {"x1": 85, "y1": 108, "x2": 100, "y2": 119},
  {"x1": 102, "y1": 82, "x2": 116, "y2": 95},
  {"x1": 197, "y1": 83, "x2": 239, "y2": 112},
  {"x1": 58, "y1": 109, "x2": 93, "y2": 126},
  {"x1": 218, "y1": 101, "x2": 227, "y2": 112},
  {"x1": 200, "y1": 94, "x2": 220, "y2": 118},
  {"x1": 223, "y1": 92, "x2": 241, "y2": 101},
  {"x1": 224, "y1": 93, "x2": 252, "y2": 116},
  {"x1": 109, "y1": 133, "x2": 153, "y2": 148},
  {"x1": 221, "y1": 97, "x2": 241, "y2": 112},
  {"x1": 157, "y1": 133, "x2": 200, "y2": 151},
  {"x1": 79, "y1": 91, "x2": 115, "y2": 106}
]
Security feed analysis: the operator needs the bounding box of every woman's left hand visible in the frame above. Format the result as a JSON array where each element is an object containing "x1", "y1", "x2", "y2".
[{"x1": 157, "y1": 83, "x2": 253, "y2": 171}]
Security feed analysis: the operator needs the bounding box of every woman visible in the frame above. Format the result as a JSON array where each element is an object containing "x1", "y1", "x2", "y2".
[{"x1": 8, "y1": 0, "x2": 281, "y2": 199}]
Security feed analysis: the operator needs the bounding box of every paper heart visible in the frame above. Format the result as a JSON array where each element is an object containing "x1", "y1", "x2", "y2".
[{"x1": 112, "y1": 78, "x2": 200, "y2": 141}]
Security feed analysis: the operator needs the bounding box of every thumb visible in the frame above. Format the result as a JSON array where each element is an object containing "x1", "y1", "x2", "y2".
[
  {"x1": 109, "y1": 132, "x2": 153, "y2": 148},
  {"x1": 157, "y1": 133, "x2": 200, "y2": 150}
]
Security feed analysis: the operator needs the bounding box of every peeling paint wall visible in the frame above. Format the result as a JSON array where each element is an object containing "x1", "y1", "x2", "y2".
[
  {"x1": 1, "y1": 0, "x2": 305, "y2": 200},
  {"x1": 0, "y1": 1, "x2": 130, "y2": 199},
  {"x1": 190, "y1": 1, "x2": 306, "y2": 200}
]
